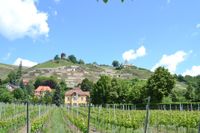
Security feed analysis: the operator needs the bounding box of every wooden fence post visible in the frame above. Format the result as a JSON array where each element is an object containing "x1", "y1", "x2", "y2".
[{"x1": 144, "y1": 96, "x2": 151, "y2": 133}]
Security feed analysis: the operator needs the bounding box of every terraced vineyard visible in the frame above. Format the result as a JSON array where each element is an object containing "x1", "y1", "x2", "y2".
[{"x1": 0, "y1": 103, "x2": 200, "y2": 133}]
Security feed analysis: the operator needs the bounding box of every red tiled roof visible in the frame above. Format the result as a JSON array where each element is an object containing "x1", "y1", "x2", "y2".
[
  {"x1": 65, "y1": 87, "x2": 90, "y2": 96},
  {"x1": 35, "y1": 86, "x2": 52, "y2": 92}
]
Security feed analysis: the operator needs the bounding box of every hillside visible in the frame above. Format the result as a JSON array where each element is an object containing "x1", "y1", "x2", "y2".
[
  {"x1": 22, "y1": 59, "x2": 152, "y2": 87},
  {"x1": 0, "y1": 63, "x2": 18, "y2": 79}
]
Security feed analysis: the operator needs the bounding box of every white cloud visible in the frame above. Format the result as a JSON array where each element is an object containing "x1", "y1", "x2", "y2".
[
  {"x1": 122, "y1": 46, "x2": 146, "y2": 62},
  {"x1": 196, "y1": 24, "x2": 200, "y2": 29},
  {"x1": 183, "y1": 66, "x2": 200, "y2": 76},
  {"x1": 151, "y1": 51, "x2": 188, "y2": 73},
  {"x1": 0, "y1": 0, "x2": 49, "y2": 40},
  {"x1": 13, "y1": 58, "x2": 38, "y2": 67}
]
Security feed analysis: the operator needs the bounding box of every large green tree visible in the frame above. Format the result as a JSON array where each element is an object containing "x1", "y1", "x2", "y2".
[
  {"x1": 80, "y1": 78, "x2": 94, "y2": 92},
  {"x1": 68, "y1": 55, "x2": 77, "y2": 63},
  {"x1": 0, "y1": 88, "x2": 13, "y2": 103},
  {"x1": 13, "y1": 88, "x2": 25, "y2": 101},
  {"x1": 146, "y1": 67, "x2": 175, "y2": 103},
  {"x1": 53, "y1": 84, "x2": 62, "y2": 106},
  {"x1": 91, "y1": 76, "x2": 112, "y2": 105},
  {"x1": 7, "y1": 71, "x2": 17, "y2": 85},
  {"x1": 184, "y1": 84, "x2": 195, "y2": 101},
  {"x1": 34, "y1": 76, "x2": 58, "y2": 89},
  {"x1": 195, "y1": 80, "x2": 200, "y2": 101},
  {"x1": 16, "y1": 61, "x2": 22, "y2": 80},
  {"x1": 112, "y1": 60, "x2": 120, "y2": 67}
]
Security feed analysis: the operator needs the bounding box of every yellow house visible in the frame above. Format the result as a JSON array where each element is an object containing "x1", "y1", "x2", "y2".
[{"x1": 65, "y1": 87, "x2": 90, "y2": 106}]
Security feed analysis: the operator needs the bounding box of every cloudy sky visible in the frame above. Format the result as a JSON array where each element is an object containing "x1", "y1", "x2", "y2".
[{"x1": 0, "y1": 0, "x2": 200, "y2": 76}]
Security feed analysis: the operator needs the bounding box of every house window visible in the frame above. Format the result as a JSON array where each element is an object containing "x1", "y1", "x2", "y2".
[
  {"x1": 67, "y1": 97, "x2": 70, "y2": 101},
  {"x1": 81, "y1": 97, "x2": 84, "y2": 101},
  {"x1": 73, "y1": 93, "x2": 78, "y2": 101}
]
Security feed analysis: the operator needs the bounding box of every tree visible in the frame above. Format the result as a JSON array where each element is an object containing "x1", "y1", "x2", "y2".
[
  {"x1": 80, "y1": 78, "x2": 94, "y2": 91},
  {"x1": 59, "y1": 80, "x2": 68, "y2": 103},
  {"x1": 78, "y1": 59, "x2": 85, "y2": 65},
  {"x1": 13, "y1": 88, "x2": 25, "y2": 101},
  {"x1": 7, "y1": 71, "x2": 17, "y2": 85},
  {"x1": 26, "y1": 82, "x2": 35, "y2": 96},
  {"x1": 53, "y1": 84, "x2": 62, "y2": 106},
  {"x1": 0, "y1": 88, "x2": 13, "y2": 103},
  {"x1": 42, "y1": 92, "x2": 53, "y2": 105},
  {"x1": 184, "y1": 84, "x2": 195, "y2": 101},
  {"x1": 61, "y1": 53, "x2": 66, "y2": 59},
  {"x1": 91, "y1": 76, "x2": 112, "y2": 105},
  {"x1": 146, "y1": 67, "x2": 175, "y2": 103},
  {"x1": 112, "y1": 60, "x2": 119, "y2": 67},
  {"x1": 16, "y1": 61, "x2": 22, "y2": 80},
  {"x1": 34, "y1": 76, "x2": 58, "y2": 89},
  {"x1": 68, "y1": 55, "x2": 77, "y2": 63},
  {"x1": 129, "y1": 79, "x2": 146, "y2": 103},
  {"x1": 54, "y1": 54, "x2": 60, "y2": 60},
  {"x1": 195, "y1": 80, "x2": 200, "y2": 101}
]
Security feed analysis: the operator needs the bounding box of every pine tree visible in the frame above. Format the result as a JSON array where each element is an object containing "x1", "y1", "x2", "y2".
[
  {"x1": 16, "y1": 61, "x2": 22, "y2": 84},
  {"x1": 53, "y1": 84, "x2": 62, "y2": 106}
]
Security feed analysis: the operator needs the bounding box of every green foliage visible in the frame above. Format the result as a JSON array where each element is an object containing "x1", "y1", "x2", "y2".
[
  {"x1": 54, "y1": 54, "x2": 60, "y2": 60},
  {"x1": 53, "y1": 84, "x2": 62, "y2": 106},
  {"x1": 184, "y1": 84, "x2": 195, "y2": 101},
  {"x1": 41, "y1": 92, "x2": 53, "y2": 105},
  {"x1": 195, "y1": 80, "x2": 200, "y2": 101},
  {"x1": 35, "y1": 60, "x2": 73, "y2": 68},
  {"x1": 93, "y1": 76, "x2": 112, "y2": 105},
  {"x1": 60, "y1": 53, "x2": 66, "y2": 59},
  {"x1": 80, "y1": 78, "x2": 94, "y2": 91},
  {"x1": 16, "y1": 61, "x2": 22, "y2": 80},
  {"x1": 7, "y1": 71, "x2": 17, "y2": 85},
  {"x1": 34, "y1": 76, "x2": 58, "y2": 89},
  {"x1": 112, "y1": 60, "x2": 119, "y2": 67},
  {"x1": 68, "y1": 54, "x2": 77, "y2": 63},
  {"x1": 129, "y1": 79, "x2": 146, "y2": 103},
  {"x1": 26, "y1": 81, "x2": 35, "y2": 96},
  {"x1": 31, "y1": 108, "x2": 53, "y2": 133},
  {"x1": 146, "y1": 67, "x2": 175, "y2": 103},
  {"x1": 91, "y1": 76, "x2": 146, "y2": 105},
  {"x1": 13, "y1": 88, "x2": 25, "y2": 101},
  {"x1": 78, "y1": 59, "x2": 85, "y2": 64},
  {"x1": 0, "y1": 88, "x2": 13, "y2": 103}
]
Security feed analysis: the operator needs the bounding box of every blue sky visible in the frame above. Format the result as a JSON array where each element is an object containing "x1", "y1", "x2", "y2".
[{"x1": 0, "y1": 0, "x2": 200, "y2": 76}]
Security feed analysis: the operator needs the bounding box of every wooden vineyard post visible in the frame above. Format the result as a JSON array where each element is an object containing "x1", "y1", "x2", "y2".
[
  {"x1": 144, "y1": 96, "x2": 151, "y2": 133},
  {"x1": 87, "y1": 98, "x2": 91, "y2": 133},
  {"x1": 198, "y1": 122, "x2": 200, "y2": 133},
  {"x1": 26, "y1": 101, "x2": 29, "y2": 133}
]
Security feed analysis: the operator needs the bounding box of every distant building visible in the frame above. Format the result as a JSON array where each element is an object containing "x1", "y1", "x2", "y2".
[
  {"x1": 6, "y1": 84, "x2": 20, "y2": 91},
  {"x1": 65, "y1": 87, "x2": 90, "y2": 106},
  {"x1": 123, "y1": 60, "x2": 133, "y2": 68},
  {"x1": 22, "y1": 79, "x2": 29, "y2": 86},
  {"x1": 35, "y1": 86, "x2": 52, "y2": 97}
]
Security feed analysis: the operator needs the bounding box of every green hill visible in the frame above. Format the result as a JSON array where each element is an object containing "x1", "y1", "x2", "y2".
[
  {"x1": 0, "y1": 59, "x2": 187, "y2": 90},
  {"x1": 0, "y1": 63, "x2": 18, "y2": 79},
  {"x1": 21, "y1": 59, "x2": 152, "y2": 87}
]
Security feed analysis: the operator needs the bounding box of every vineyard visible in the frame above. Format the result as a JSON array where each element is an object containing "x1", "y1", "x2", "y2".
[{"x1": 0, "y1": 103, "x2": 200, "y2": 133}]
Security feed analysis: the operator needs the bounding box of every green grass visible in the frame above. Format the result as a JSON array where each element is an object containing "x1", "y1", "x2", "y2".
[
  {"x1": 118, "y1": 66, "x2": 152, "y2": 79},
  {"x1": 34, "y1": 60, "x2": 74, "y2": 68},
  {"x1": 43, "y1": 108, "x2": 71, "y2": 133},
  {"x1": 0, "y1": 63, "x2": 17, "y2": 79}
]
